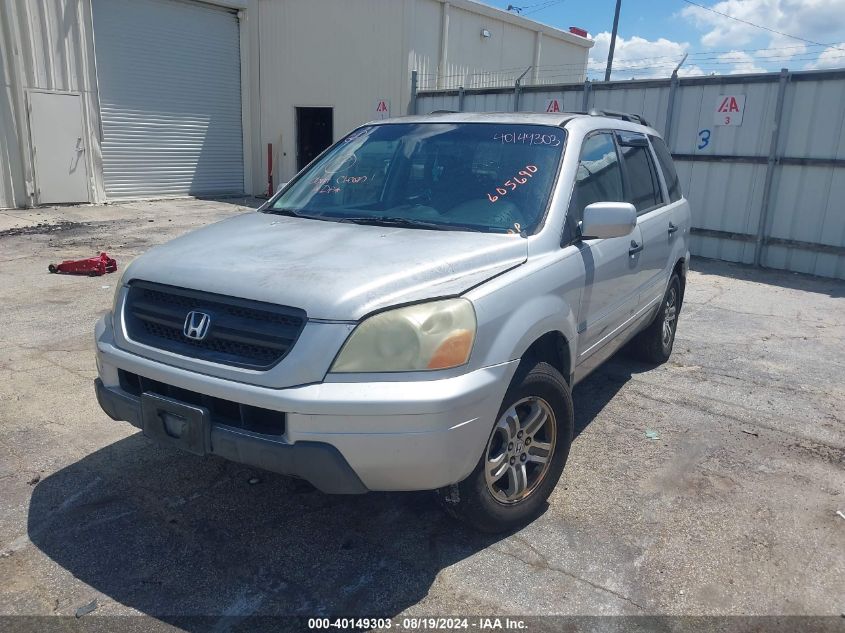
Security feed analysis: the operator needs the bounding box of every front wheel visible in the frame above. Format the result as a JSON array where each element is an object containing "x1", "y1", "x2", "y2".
[{"x1": 435, "y1": 361, "x2": 574, "y2": 533}]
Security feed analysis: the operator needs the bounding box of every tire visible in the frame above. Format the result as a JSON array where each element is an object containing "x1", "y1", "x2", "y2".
[
  {"x1": 48, "y1": 264, "x2": 57, "y2": 273},
  {"x1": 629, "y1": 272, "x2": 682, "y2": 364},
  {"x1": 435, "y1": 361, "x2": 574, "y2": 533}
]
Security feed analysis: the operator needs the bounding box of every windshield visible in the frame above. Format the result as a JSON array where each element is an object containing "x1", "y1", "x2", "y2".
[{"x1": 266, "y1": 123, "x2": 565, "y2": 234}]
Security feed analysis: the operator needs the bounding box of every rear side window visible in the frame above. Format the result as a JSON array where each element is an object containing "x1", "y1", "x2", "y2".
[
  {"x1": 649, "y1": 135, "x2": 682, "y2": 202},
  {"x1": 563, "y1": 132, "x2": 625, "y2": 244},
  {"x1": 617, "y1": 132, "x2": 663, "y2": 214}
]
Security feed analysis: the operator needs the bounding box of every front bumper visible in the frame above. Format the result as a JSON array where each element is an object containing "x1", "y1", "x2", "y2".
[{"x1": 95, "y1": 315, "x2": 518, "y2": 492}]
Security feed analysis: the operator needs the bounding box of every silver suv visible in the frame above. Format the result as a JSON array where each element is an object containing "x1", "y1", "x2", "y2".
[{"x1": 95, "y1": 112, "x2": 690, "y2": 532}]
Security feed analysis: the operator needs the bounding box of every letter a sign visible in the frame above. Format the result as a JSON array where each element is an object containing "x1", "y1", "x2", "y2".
[
  {"x1": 544, "y1": 98, "x2": 562, "y2": 113},
  {"x1": 374, "y1": 99, "x2": 390, "y2": 120},
  {"x1": 714, "y1": 94, "x2": 745, "y2": 126}
]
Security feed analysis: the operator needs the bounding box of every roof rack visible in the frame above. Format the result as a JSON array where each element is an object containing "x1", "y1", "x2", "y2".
[
  {"x1": 586, "y1": 109, "x2": 651, "y2": 127},
  {"x1": 421, "y1": 109, "x2": 650, "y2": 126}
]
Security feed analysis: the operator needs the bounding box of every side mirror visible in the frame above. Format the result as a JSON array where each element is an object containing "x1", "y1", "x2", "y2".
[
  {"x1": 275, "y1": 182, "x2": 288, "y2": 194},
  {"x1": 580, "y1": 202, "x2": 637, "y2": 240}
]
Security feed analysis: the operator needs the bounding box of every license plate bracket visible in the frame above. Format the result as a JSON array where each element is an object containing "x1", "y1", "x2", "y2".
[{"x1": 141, "y1": 393, "x2": 210, "y2": 456}]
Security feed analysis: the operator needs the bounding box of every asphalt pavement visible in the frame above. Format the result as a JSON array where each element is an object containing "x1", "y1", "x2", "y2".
[{"x1": 0, "y1": 197, "x2": 842, "y2": 627}]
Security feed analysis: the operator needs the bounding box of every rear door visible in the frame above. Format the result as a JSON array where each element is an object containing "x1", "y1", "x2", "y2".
[
  {"x1": 616, "y1": 130, "x2": 671, "y2": 306},
  {"x1": 566, "y1": 131, "x2": 644, "y2": 363},
  {"x1": 647, "y1": 134, "x2": 687, "y2": 303}
]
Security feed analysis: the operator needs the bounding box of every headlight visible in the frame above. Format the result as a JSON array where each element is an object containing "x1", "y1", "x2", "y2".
[{"x1": 331, "y1": 299, "x2": 476, "y2": 373}]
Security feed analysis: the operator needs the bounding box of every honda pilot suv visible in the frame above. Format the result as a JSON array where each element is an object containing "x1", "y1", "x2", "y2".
[{"x1": 95, "y1": 112, "x2": 690, "y2": 532}]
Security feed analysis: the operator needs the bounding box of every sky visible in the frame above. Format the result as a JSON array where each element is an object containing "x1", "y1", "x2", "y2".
[{"x1": 484, "y1": 0, "x2": 845, "y2": 80}]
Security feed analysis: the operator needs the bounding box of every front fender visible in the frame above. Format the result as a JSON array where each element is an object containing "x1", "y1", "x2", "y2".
[{"x1": 466, "y1": 252, "x2": 583, "y2": 375}]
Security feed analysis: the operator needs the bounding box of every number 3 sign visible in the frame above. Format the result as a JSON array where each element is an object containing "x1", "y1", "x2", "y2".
[{"x1": 714, "y1": 94, "x2": 746, "y2": 126}]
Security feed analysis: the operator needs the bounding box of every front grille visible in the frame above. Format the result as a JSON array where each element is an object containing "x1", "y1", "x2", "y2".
[
  {"x1": 123, "y1": 281, "x2": 306, "y2": 370},
  {"x1": 119, "y1": 370, "x2": 286, "y2": 436}
]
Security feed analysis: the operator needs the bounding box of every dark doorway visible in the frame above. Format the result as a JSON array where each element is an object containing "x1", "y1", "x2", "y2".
[{"x1": 296, "y1": 107, "x2": 333, "y2": 171}]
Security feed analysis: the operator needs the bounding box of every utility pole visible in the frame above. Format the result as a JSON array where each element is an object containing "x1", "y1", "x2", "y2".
[{"x1": 604, "y1": 0, "x2": 622, "y2": 82}]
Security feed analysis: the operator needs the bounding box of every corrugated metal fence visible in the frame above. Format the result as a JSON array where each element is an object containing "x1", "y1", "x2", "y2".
[{"x1": 413, "y1": 68, "x2": 845, "y2": 280}]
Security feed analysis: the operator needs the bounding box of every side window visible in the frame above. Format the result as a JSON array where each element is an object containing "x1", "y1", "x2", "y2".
[
  {"x1": 649, "y1": 135, "x2": 682, "y2": 202},
  {"x1": 617, "y1": 132, "x2": 663, "y2": 214},
  {"x1": 563, "y1": 132, "x2": 624, "y2": 244}
]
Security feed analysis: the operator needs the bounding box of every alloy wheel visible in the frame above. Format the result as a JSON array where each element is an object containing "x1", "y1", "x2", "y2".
[
  {"x1": 662, "y1": 285, "x2": 678, "y2": 349},
  {"x1": 484, "y1": 396, "x2": 557, "y2": 505}
]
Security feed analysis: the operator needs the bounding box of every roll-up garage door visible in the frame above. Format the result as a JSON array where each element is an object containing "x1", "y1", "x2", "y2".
[{"x1": 92, "y1": 0, "x2": 243, "y2": 198}]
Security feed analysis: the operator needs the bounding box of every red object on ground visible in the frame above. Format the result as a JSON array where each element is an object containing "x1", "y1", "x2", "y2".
[{"x1": 48, "y1": 252, "x2": 117, "y2": 276}]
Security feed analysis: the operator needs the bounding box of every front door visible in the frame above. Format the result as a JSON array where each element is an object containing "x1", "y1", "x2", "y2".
[
  {"x1": 29, "y1": 92, "x2": 90, "y2": 204},
  {"x1": 567, "y1": 131, "x2": 643, "y2": 364}
]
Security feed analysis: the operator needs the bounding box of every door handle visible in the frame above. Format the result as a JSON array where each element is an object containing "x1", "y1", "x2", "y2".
[
  {"x1": 668, "y1": 222, "x2": 679, "y2": 235},
  {"x1": 629, "y1": 240, "x2": 644, "y2": 256}
]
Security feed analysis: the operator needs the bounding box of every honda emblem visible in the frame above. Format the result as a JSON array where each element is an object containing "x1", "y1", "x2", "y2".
[{"x1": 183, "y1": 311, "x2": 211, "y2": 341}]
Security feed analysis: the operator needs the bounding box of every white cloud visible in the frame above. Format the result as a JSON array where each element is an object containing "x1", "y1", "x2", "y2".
[
  {"x1": 673, "y1": 0, "x2": 845, "y2": 73},
  {"x1": 716, "y1": 50, "x2": 767, "y2": 73},
  {"x1": 804, "y1": 42, "x2": 845, "y2": 67},
  {"x1": 680, "y1": 0, "x2": 845, "y2": 50},
  {"x1": 587, "y1": 32, "x2": 702, "y2": 79},
  {"x1": 581, "y1": 0, "x2": 845, "y2": 80}
]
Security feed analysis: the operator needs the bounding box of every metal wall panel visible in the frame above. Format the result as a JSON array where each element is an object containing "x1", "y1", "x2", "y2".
[
  {"x1": 780, "y1": 78, "x2": 845, "y2": 160},
  {"x1": 764, "y1": 164, "x2": 845, "y2": 278},
  {"x1": 417, "y1": 70, "x2": 845, "y2": 279},
  {"x1": 591, "y1": 85, "x2": 671, "y2": 134},
  {"x1": 0, "y1": 18, "x2": 22, "y2": 209},
  {"x1": 680, "y1": 161, "x2": 767, "y2": 265},
  {"x1": 0, "y1": 0, "x2": 103, "y2": 208},
  {"x1": 92, "y1": 0, "x2": 244, "y2": 198},
  {"x1": 463, "y1": 92, "x2": 512, "y2": 113},
  {"x1": 516, "y1": 87, "x2": 582, "y2": 113}
]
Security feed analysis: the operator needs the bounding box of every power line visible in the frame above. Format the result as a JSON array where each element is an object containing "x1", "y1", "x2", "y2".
[
  {"x1": 419, "y1": 48, "x2": 845, "y2": 81},
  {"x1": 680, "y1": 0, "x2": 845, "y2": 53},
  {"x1": 523, "y1": 0, "x2": 566, "y2": 16},
  {"x1": 429, "y1": 45, "x2": 841, "y2": 74},
  {"x1": 422, "y1": 49, "x2": 845, "y2": 84}
]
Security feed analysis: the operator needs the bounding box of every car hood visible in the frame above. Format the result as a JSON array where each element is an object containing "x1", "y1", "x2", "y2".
[{"x1": 122, "y1": 212, "x2": 528, "y2": 320}]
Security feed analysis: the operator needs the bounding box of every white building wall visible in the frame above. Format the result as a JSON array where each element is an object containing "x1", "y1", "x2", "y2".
[
  {"x1": 441, "y1": 5, "x2": 536, "y2": 89},
  {"x1": 0, "y1": 0, "x2": 105, "y2": 208},
  {"x1": 247, "y1": 0, "x2": 411, "y2": 195},
  {"x1": 537, "y1": 34, "x2": 591, "y2": 85},
  {"x1": 247, "y1": 0, "x2": 591, "y2": 191}
]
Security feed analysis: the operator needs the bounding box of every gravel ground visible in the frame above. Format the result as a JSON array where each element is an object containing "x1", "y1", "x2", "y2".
[{"x1": 0, "y1": 198, "x2": 843, "y2": 627}]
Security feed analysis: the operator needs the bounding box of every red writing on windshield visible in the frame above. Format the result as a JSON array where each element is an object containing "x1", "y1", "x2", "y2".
[{"x1": 486, "y1": 165, "x2": 538, "y2": 203}]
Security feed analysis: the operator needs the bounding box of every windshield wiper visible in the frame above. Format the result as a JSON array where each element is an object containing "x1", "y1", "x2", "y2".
[
  {"x1": 338, "y1": 216, "x2": 481, "y2": 232},
  {"x1": 263, "y1": 207, "x2": 324, "y2": 220}
]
